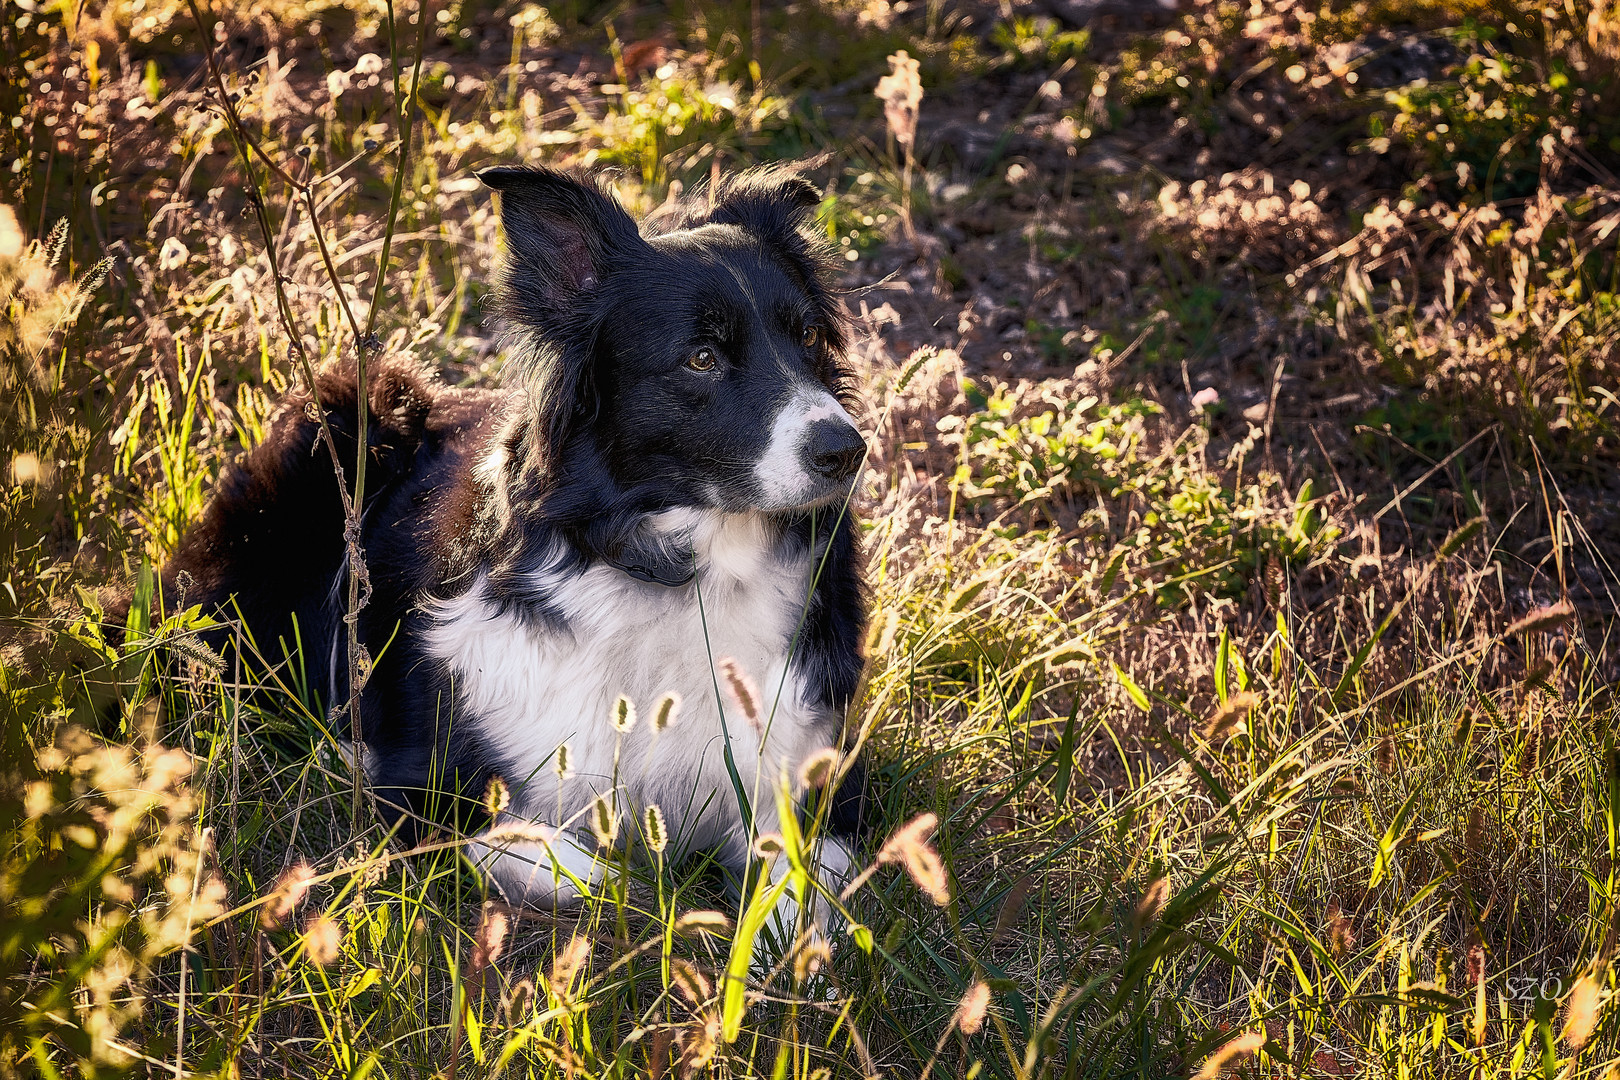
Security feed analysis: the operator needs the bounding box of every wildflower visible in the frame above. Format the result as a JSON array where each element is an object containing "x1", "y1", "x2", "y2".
[
  {"x1": 610, "y1": 694, "x2": 636, "y2": 733},
  {"x1": 1204, "y1": 691, "x2": 1258, "y2": 742},
  {"x1": 1505, "y1": 600, "x2": 1576, "y2": 637},
  {"x1": 303, "y1": 912, "x2": 342, "y2": 965},
  {"x1": 955, "y1": 981, "x2": 991, "y2": 1035},
  {"x1": 644, "y1": 804, "x2": 668, "y2": 855},
  {"x1": 260, "y1": 862, "x2": 315, "y2": 930},
  {"x1": 469, "y1": 901, "x2": 508, "y2": 974},
  {"x1": 717, "y1": 657, "x2": 761, "y2": 733},
  {"x1": 1562, "y1": 973, "x2": 1601, "y2": 1048},
  {"x1": 874, "y1": 51, "x2": 922, "y2": 152},
  {"x1": 652, "y1": 692, "x2": 681, "y2": 732},
  {"x1": 1193, "y1": 1030, "x2": 1265, "y2": 1080},
  {"x1": 877, "y1": 812, "x2": 950, "y2": 905},
  {"x1": 158, "y1": 236, "x2": 188, "y2": 272}
]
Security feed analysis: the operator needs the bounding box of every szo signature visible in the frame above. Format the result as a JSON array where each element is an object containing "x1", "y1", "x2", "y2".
[{"x1": 1502, "y1": 975, "x2": 1566, "y2": 1003}]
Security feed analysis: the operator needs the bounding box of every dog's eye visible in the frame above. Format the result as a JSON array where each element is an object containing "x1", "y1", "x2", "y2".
[
  {"x1": 685, "y1": 347, "x2": 717, "y2": 372},
  {"x1": 801, "y1": 326, "x2": 820, "y2": 349}
]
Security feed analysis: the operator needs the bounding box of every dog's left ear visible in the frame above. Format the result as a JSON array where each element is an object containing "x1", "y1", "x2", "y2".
[{"x1": 706, "y1": 168, "x2": 828, "y2": 283}]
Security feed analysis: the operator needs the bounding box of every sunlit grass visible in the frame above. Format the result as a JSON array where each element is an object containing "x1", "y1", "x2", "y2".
[{"x1": 5, "y1": 0, "x2": 1620, "y2": 1075}]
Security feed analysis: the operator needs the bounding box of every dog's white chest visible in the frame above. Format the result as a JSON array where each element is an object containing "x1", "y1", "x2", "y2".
[{"x1": 425, "y1": 511, "x2": 831, "y2": 848}]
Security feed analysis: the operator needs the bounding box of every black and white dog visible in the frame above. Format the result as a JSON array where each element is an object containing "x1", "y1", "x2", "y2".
[{"x1": 163, "y1": 165, "x2": 869, "y2": 926}]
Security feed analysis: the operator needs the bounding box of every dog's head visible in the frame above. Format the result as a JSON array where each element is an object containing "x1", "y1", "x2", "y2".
[{"x1": 479, "y1": 165, "x2": 863, "y2": 525}]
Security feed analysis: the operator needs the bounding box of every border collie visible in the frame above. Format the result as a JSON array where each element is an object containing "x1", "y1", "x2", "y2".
[{"x1": 162, "y1": 165, "x2": 869, "y2": 930}]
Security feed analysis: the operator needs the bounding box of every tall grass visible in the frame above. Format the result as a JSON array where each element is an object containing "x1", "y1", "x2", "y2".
[{"x1": 4, "y1": 0, "x2": 1620, "y2": 1076}]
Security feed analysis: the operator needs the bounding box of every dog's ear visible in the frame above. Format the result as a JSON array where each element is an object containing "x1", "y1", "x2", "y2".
[
  {"x1": 477, "y1": 167, "x2": 645, "y2": 456},
  {"x1": 478, "y1": 166, "x2": 644, "y2": 312},
  {"x1": 706, "y1": 167, "x2": 829, "y2": 283}
]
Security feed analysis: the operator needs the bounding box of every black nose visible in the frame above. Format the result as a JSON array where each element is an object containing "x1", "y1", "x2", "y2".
[{"x1": 803, "y1": 419, "x2": 866, "y2": 481}]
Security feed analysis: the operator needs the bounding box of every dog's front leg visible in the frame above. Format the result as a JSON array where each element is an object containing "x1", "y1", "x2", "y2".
[
  {"x1": 468, "y1": 825, "x2": 606, "y2": 910},
  {"x1": 721, "y1": 804, "x2": 856, "y2": 955}
]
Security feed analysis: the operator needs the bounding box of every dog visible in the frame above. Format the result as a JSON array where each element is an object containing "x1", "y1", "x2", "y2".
[{"x1": 161, "y1": 165, "x2": 870, "y2": 931}]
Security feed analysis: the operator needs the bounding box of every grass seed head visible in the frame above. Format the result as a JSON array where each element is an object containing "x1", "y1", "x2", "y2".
[
  {"x1": 718, "y1": 657, "x2": 761, "y2": 732},
  {"x1": 469, "y1": 901, "x2": 508, "y2": 974},
  {"x1": 877, "y1": 812, "x2": 950, "y2": 905},
  {"x1": 1135, "y1": 874, "x2": 1169, "y2": 931},
  {"x1": 549, "y1": 935, "x2": 592, "y2": 997},
  {"x1": 590, "y1": 794, "x2": 619, "y2": 848},
  {"x1": 611, "y1": 694, "x2": 637, "y2": 733},
  {"x1": 303, "y1": 912, "x2": 342, "y2": 965},
  {"x1": 1193, "y1": 1030, "x2": 1266, "y2": 1080},
  {"x1": 753, "y1": 831, "x2": 785, "y2": 858},
  {"x1": 1204, "y1": 690, "x2": 1259, "y2": 743},
  {"x1": 1466, "y1": 942, "x2": 1486, "y2": 987},
  {"x1": 1522, "y1": 657, "x2": 1555, "y2": 689},
  {"x1": 644, "y1": 804, "x2": 668, "y2": 854},
  {"x1": 506, "y1": 977, "x2": 535, "y2": 1025},
  {"x1": 792, "y1": 935, "x2": 831, "y2": 982},
  {"x1": 1506, "y1": 600, "x2": 1577, "y2": 637},
  {"x1": 652, "y1": 691, "x2": 681, "y2": 732},
  {"x1": 1562, "y1": 973, "x2": 1602, "y2": 1049},
  {"x1": 260, "y1": 861, "x2": 316, "y2": 930},
  {"x1": 554, "y1": 741, "x2": 574, "y2": 781},
  {"x1": 1465, "y1": 805, "x2": 1486, "y2": 858},
  {"x1": 670, "y1": 957, "x2": 711, "y2": 1005},
  {"x1": 1327, "y1": 902, "x2": 1354, "y2": 958},
  {"x1": 674, "y1": 910, "x2": 733, "y2": 936},
  {"x1": 1521, "y1": 723, "x2": 1542, "y2": 777},
  {"x1": 798, "y1": 747, "x2": 839, "y2": 790},
  {"x1": 484, "y1": 775, "x2": 510, "y2": 816},
  {"x1": 955, "y1": 980, "x2": 991, "y2": 1035}
]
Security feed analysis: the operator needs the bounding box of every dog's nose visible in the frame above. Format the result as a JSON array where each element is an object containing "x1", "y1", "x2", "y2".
[{"x1": 803, "y1": 419, "x2": 866, "y2": 481}]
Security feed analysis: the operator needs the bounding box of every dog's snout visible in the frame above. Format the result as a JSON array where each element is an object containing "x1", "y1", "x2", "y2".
[{"x1": 803, "y1": 419, "x2": 866, "y2": 481}]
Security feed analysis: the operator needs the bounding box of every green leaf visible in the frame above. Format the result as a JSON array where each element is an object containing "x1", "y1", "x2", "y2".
[
  {"x1": 721, "y1": 873, "x2": 790, "y2": 1043},
  {"x1": 1369, "y1": 790, "x2": 1422, "y2": 889},
  {"x1": 1112, "y1": 662, "x2": 1151, "y2": 712}
]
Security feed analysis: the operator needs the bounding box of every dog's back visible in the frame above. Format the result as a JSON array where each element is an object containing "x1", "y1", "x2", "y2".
[{"x1": 165, "y1": 360, "x2": 503, "y2": 722}]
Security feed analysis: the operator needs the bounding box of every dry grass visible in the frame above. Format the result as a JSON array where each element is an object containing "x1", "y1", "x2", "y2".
[{"x1": 4, "y1": 0, "x2": 1620, "y2": 1076}]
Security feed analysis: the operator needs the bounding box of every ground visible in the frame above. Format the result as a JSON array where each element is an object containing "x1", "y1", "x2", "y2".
[{"x1": 3, "y1": 0, "x2": 1620, "y2": 1077}]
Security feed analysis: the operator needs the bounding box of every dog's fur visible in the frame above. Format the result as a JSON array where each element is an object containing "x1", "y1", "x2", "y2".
[{"x1": 162, "y1": 166, "x2": 869, "y2": 920}]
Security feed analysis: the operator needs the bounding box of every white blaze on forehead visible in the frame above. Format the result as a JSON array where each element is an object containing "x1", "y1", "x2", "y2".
[{"x1": 753, "y1": 387, "x2": 859, "y2": 509}]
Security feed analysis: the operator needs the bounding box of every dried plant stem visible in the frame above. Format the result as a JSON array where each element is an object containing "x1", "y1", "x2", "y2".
[{"x1": 186, "y1": 0, "x2": 411, "y2": 828}]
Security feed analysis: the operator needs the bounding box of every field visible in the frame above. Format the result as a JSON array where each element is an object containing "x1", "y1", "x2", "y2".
[{"x1": 4, "y1": 0, "x2": 1620, "y2": 1076}]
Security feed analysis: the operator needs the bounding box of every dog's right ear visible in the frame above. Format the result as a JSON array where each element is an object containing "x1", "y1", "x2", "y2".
[{"x1": 477, "y1": 166, "x2": 644, "y2": 317}]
